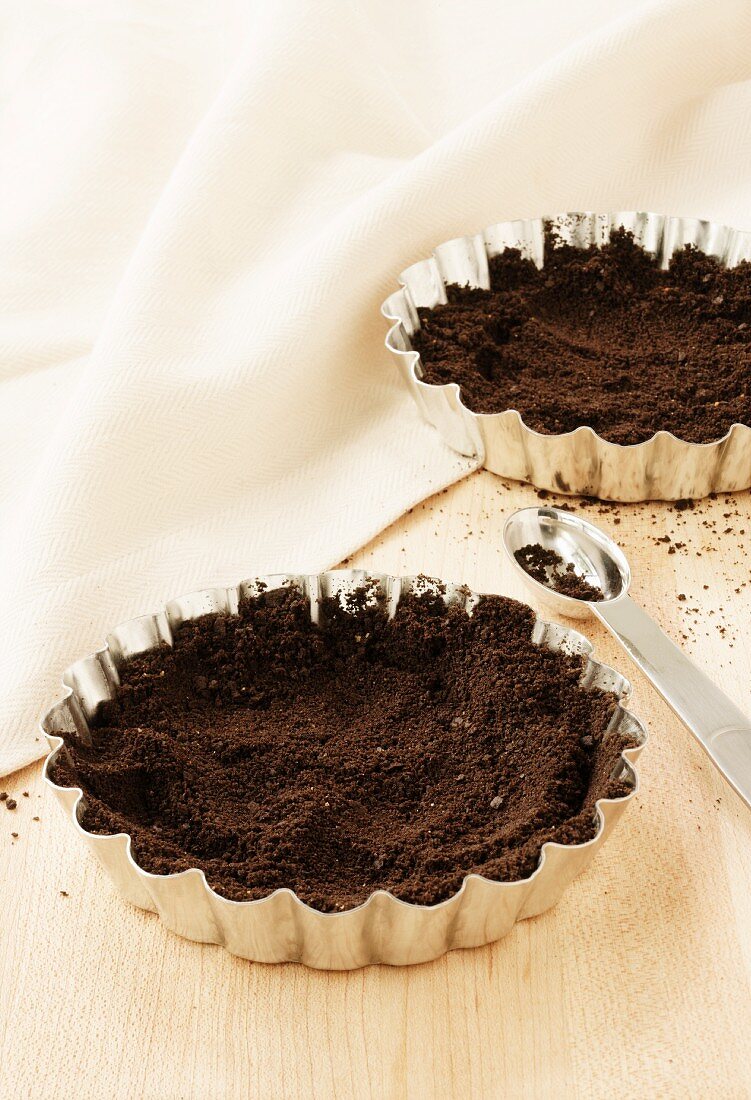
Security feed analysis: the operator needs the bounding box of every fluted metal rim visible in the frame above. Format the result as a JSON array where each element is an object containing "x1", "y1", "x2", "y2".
[
  {"x1": 41, "y1": 570, "x2": 647, "y2": 968},
  {"x1": 382, "y1": 211, "x2": 751, "y2": 501}
]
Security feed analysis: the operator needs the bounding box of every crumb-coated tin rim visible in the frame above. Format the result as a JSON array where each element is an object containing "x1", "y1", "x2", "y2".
[
  {"x1": 381, "y1": 211, "x2": 751, "y2": 501},
  {"x1": 41, "y1": 570, "x2": 646, "y2": 969}
]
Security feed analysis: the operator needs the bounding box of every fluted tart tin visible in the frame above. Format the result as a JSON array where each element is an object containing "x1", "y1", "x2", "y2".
[
  {"x1": 42, "y1": 570, "x2": 646, "y2": 970},
  {"x1": 381, "y1": 211, "x2": 751, "y2": 501}
]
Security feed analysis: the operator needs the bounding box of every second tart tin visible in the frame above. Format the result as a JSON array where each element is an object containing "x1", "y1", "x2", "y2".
[
  {"x1": 381, "y1": 211, "x2": 751, "y2": 502},
  {"x1": 42, "y1": 571, "x2": 646, "y2": 970}
]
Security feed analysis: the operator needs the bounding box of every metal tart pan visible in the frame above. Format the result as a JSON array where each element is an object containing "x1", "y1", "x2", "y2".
[
  {"x1": 42, "y1": 570, "x2": 646, "y2": 969},
  {"x1": 381, "y1": 211, "x2": 751, "y2": 501}
]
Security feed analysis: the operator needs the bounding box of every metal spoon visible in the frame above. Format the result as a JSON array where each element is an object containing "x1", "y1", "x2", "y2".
[{"x1": 503, "y1": 505, "x2": 751, "y2": 811}]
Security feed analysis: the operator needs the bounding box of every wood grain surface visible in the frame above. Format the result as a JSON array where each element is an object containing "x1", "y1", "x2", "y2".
[{"x1": 2, "y1": 470, "x2": 751, "y2": 1099}]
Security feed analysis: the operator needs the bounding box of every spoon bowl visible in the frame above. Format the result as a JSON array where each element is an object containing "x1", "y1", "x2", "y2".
[{"x1": 503, "y1": 507, "x2": 631, "y2": 619}]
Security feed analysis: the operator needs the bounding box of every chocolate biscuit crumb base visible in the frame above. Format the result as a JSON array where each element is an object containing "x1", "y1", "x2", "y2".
[
  {"x1": 51, "y1": 584, "x2": 637, "y2": 912},
  {"x1": 411, "y1": 227, "x2": 751, "y2": 445}
]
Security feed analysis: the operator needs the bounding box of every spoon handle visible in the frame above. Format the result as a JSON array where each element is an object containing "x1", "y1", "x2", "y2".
[{"x1": 593, "y1": 595, "x2": 751, "y2": 811}]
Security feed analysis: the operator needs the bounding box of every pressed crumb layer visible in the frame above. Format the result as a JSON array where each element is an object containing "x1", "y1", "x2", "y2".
[
  {"x1": 51, "y1": 584, "x2": 636, "y2": 911},
  {"x1": 410, "y1": 226, "x2": 751, "y2": 446}
]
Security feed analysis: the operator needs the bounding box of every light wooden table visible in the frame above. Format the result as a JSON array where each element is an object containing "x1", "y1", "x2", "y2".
[{"x1": 3, "y1": 470, "x2": 751, "y2": 1099}]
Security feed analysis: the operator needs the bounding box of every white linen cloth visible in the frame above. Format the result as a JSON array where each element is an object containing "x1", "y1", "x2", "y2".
[{"x1": 2, "y1": 0, "x2": 751, "y2": 776}]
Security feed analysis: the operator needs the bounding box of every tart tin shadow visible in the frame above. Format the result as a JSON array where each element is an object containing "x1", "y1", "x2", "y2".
[
  {"x1": 42, "y1": 571, "x2": 645, "y2": 970},
  {"x1": 381, "y1": 211, "x2": 751, "y2": 502}
]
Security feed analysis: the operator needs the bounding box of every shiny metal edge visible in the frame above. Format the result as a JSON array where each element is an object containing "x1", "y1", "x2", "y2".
[
  {"x1": 41, "y1": 570, "x2": 646, "y2": 970},
  {"x1": 382, "y1": 211, "x2": 751, "y2": 501}
]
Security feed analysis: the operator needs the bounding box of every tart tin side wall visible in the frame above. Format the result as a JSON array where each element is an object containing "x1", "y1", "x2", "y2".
[
  {"x1": 382, "y1": 211, "x2": 751, "y2": 501},
  {"x1": 42, "y1": 571, "x2": 646, "y2": 970}
]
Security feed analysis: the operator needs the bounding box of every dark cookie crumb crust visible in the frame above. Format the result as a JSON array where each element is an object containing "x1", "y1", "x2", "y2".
[
  {"x1": 51, "y1": 584, "x2": 636, "y2": 911},
  {"x1": 411, "y1": 227, "x2": 751, "y2": 446}
]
